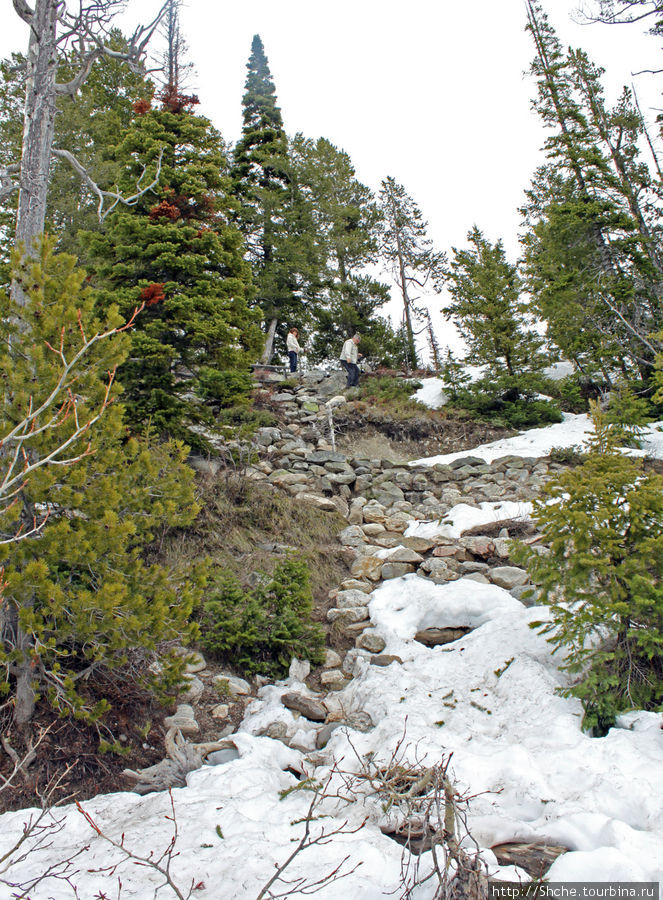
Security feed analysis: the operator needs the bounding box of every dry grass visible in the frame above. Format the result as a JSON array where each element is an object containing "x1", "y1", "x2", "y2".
[{"x1": 157, "y1": 472, "x2": 349, "y2": 604}]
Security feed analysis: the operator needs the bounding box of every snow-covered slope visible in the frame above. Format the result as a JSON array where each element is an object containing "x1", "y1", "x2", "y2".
[{"x1": 1, "y1": 419, "x2": 662, "y2": 897}]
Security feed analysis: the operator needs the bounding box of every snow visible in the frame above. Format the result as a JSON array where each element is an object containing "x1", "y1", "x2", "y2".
[
  {"x1": 411, "y1": 413, "x2": 663, "y2": 466},
  {"x1": 2, "y1": 418, "x2": 663, "y2": 897}
]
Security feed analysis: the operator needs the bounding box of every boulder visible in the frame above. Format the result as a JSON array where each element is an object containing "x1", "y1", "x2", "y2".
[
  {"x1": 320, "y1": 670, "x2": 347, "y2": 690},
  {"x1": 327, "y1": 606, "x2": 370, "y2": 624},
  {"x1": 295, "y1": 492, "x2": 338, "y2": 512},
  {"x1": 350, "y1": 555, "x2": 384, "y2": 581},
  {"x1": 381, "y1": 561, "x2": 416, "y2": 580},
  {"x1": 336, "y1": 589, "x2": 372, "y2": 608},
  {"x1": 179, "y1": 674, "x2": 204, "y2": 703},
  {"x1": 489, "y1": 566, "x2": 530, "y2": 590},
  {"x1": 370, "y1": 654, "x2": 403, "y2": 667},
  {"x1": 211, "y1": 704, "x2": 229, "y2": 720},
  {"x1": 357, "y1": 632, "x2": 386, "y2": 653},
  {"x1": 281, "y1": 692, "x2": 327, "y2": 722},
  {"x1": 414, "y1": 626, "x2": 472, "y2": 647},
  {"x1": 214, "y1": 675, "x2": 251, "y2": 698},
  {"x1": 323, "y1": 649, "x2": 343, "y2": 668},
  {"x1": 338, "y1": 525, "x2": 367, "y2": 547}
]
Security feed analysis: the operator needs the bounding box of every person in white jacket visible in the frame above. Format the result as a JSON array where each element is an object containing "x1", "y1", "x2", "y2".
[
  {"x1": 286, "y1": 328, "x2": 302, "y2": 373},
  {"x1": 339, "y1": 333, "x2": 361, "y2": 387}
]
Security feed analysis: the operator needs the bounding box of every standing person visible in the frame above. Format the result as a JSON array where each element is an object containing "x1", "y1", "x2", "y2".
[
  {"x1": 339, "y1": 333, "x2": 361, "y2": 388},
  {"x1": 286, "y1": 327, "x2": 302, "y2": 373}
]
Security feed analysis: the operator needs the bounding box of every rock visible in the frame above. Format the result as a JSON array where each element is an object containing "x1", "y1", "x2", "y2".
[
  {"x1": 179, "y1": 674, "x2": 204, "y2": 703},
  {"x1": 350, "y1": 555, "x2": 384, "y2": 581},
  {"x1": 307, "y1": 450, "x2": 347, "y2": 464},
  {"x1": 214, "y1": 675, "x2": 251, "y2": 698},
  {"x1": 331, "y1": 496, "x2": 350, "y2": 518},
  {"x1": 384, "y1": 547, "x2": 424, "y2": 564},
  {"x1": 336, "y1": 589, "x2": 372, "y2": 608},
  {"x1": 323, "y1": 649, "x2": 343, "y2": 668},
  {"x1": 489, "y1": 566, "x2": 530, "y2": 590},
  {"x1": 344, "y1": 710, "x2": 374, "y2": 732},
  {"x1": 205, "y1": 746, "x2": 241, "y2": 766},
  {"x1": 320, "y1": 670, "x2": 347, "y2": 690},
  {"x1": 174, "y1": 648, "x2": 207, "y2": 674},
  {"x1": 316, "y1": 722, "x2": 341, "y2": 748},
  {"x1": 511, "y1": 584, "x2": 540, "y2": 606},
  {"x1": 338, "y1": 525, "x2": 367, "y2": 547},
  {"x1": 281, "y1": 692, "x2": 327, "y2": 722},
  {"x1": 491, "y1": 842, "x2": 568, "y2": 878},
  {"x1": 342, "y1": 648, "x2": 370, "y2": 674},
  {"x1": 493, "y1": 537, "x2": 512, "y2": 559},
  {"x1": 381, "y1": 561, "x2": 416, "y2": 580},
  {"x1": 383, "y1": 513, "x2": 412, "y2": 533},
  {"x1": 327, "y1": 606, "x2": 370, "y2": 624},
  {"x1": 262, "y1": 721, "x2": 290, "y2": 742},
  {"x1": 432, "y1": 544, "x2": 464, "y2": 559},
  {"x1": 418, "y1": 558, "x2": 460, "y2": 583},
  {"x1": 348, "y1": 497, "x2": 367, "y2": 525},
  {"x1": 211, "y1": 704, "x2": 229, "y2": 720},
  {"x1": 459, "y1": 536, "x2": 496, "y2": 558},
  {"x1": 462, "y1": 573, "x2": 490, "y2": 584},
  {"x1": 164, "y1": 704, "x2": 199, "y2": 736},
  {"x1": 401, "y1": 536, "x2": 436, "y2": 553},
  {"x1": 362, "y1": 522, "x2": 386, "y2": 536},
  {"x1": 414, "y1": 626, "x2": 473, "y2": 647},
  {"x1": 370, "y1": 654, "x2": 403, "y2": 667},
  {"x1": 357, "y1": 632, "x2": 386, "y2": 653},
  {"x1": 295, "y1": 492, "x2": 338, "y2": 511},
  {"x1": 340, "y1": 579, "x2": 373, "y2": 593},
  {"x1": 289, "y1": 658, "x2": 311, "y2": 683},
  {"x1": 362, "y1": 502, "x2": 387, "y2": 524}
]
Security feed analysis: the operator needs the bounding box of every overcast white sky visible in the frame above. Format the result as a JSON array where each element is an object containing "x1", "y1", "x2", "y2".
[{"x1": 2, "y1": 0, "x2": 662, "y2": 353}]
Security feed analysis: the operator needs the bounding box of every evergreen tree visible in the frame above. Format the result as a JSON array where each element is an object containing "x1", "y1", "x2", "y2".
[
  {"x1": 0, "y1": 36, "x2": 153, "y2": 263},
  {"x1": 0, "y1": 242, "x2": 200, "y2": 725},
  {"x1": 445, "y1": 226, "x2": 547, "y2": 380},
  {"x1": 378, "y1": 176, "x2": 446, "y2": 370},
  {"x1": 522, "y1": 1, "x2": 663, "y2": 388},
  {"x1": 231, "y1": 36, "x2": 319, "y2": 363},
  {"x1": 81, "y1": 92, "x2": 262, "y2": 443},
  {"x1": 520, "y1": 404, "x2": 663, "y2": 733},
  {"x1": 292, "y1": 136, "x2": 399, "y2": 364}
]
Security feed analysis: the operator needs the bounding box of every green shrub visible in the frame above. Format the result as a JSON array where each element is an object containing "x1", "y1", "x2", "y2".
[
  {"x1": 357, "y1": 375, "x2": 423, "y2": 404},
  {"x1": 197, "y1": 368, "x2": 254, "y2": 406},
  {"x1": 517, "y1": 405, "x2": 663, "y2": 734},
  {"x1": 448, "y1": 381, "x2": 562, "y2": 429},
  {"x1": 198, "y1": 557, "x2": 325, "y2": 677},
  {"x1": 215, "y1": 405, "x2": 279, "y2": 437}
]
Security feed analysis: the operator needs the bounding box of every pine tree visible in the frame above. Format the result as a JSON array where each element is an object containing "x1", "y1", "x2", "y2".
[
  {"x1": 0, "y1": 242, "x2": 200, "y2": 725},
  {"x1": 445, "y1": 226, "x2": 547, "y2": 381},
  {"x1": 291, "y1": 136, "x2": 399, "y2": 364},
  {"x1": 81, "y1": 93, "x2": 262, "y2": 443},
  {"x1": 231, "y1": 36, "x2": 318, "y2": 363},
  {"x1": 378, "y1": 176, "x2": 446, "y2": 371},
  {"x1": 522, "y1": 1, "x2": 663, "y2": 388},
  {"x1": 520, "y1": 404, "x2": 663, "y2": 733}
]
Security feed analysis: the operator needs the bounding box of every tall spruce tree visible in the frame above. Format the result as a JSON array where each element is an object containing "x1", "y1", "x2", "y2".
[
  {"x1": 291, "y1": 136, "x2": 399, "y2": 364},
  {"x1": 81, "y1": 91, "x2": 262, "y2": 443},
  {"x1": 378, "y1": 176, "x2": 446, "y2": 370},
  {"x1": 0, "y1": 242, "x2": 200, "y2": 725},
  {"x1": 522, "y1": 1, "x2": 663, "y2": 388},
  {"x1": 231, "y1": 36, "x2": 318, "y2": 363},
  {"x1": 445, "y1": 226, "x2": 546, "y2": 380}
]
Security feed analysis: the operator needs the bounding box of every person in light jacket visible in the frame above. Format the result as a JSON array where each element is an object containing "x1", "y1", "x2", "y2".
[
  {"x1": 339, "y1": 333, "x2": 361, "y2": 387},
  {"x1": 286, "y1": 328, "x2": 302, "y2": 373}
]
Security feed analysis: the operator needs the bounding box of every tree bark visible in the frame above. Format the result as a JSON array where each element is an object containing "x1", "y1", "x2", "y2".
[
  {"x1": 261, "y1": 317, "x2": 278, "y2": 364},
  {"x1": 14, "y1": 0, "x2": 59, "y2": 264}
]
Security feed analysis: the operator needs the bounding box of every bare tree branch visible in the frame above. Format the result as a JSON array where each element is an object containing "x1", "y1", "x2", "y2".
[
  {"x1": 12, "y1": 0, "x2": 34, "y2": 25},
  {"x1": 52, "y1": 147, "x2": 164, "y2": 221},
  {"x1": 0, "y1": 163, "x2": 20, "y2": 202}
]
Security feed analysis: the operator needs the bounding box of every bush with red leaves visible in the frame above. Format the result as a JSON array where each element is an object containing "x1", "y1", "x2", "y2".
[
  {"x1": 158, "y1": 84, "x2": 200, "y2": 114},
  {"x1": 139, "y1": 283, "x2": 166, "y2": 307},
  {"x1": 132, "y1": 98, "x2": 152, "y2": 116},
  {"x1": 148, "y1": 201, "x2": 181, "y2": 221}
]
